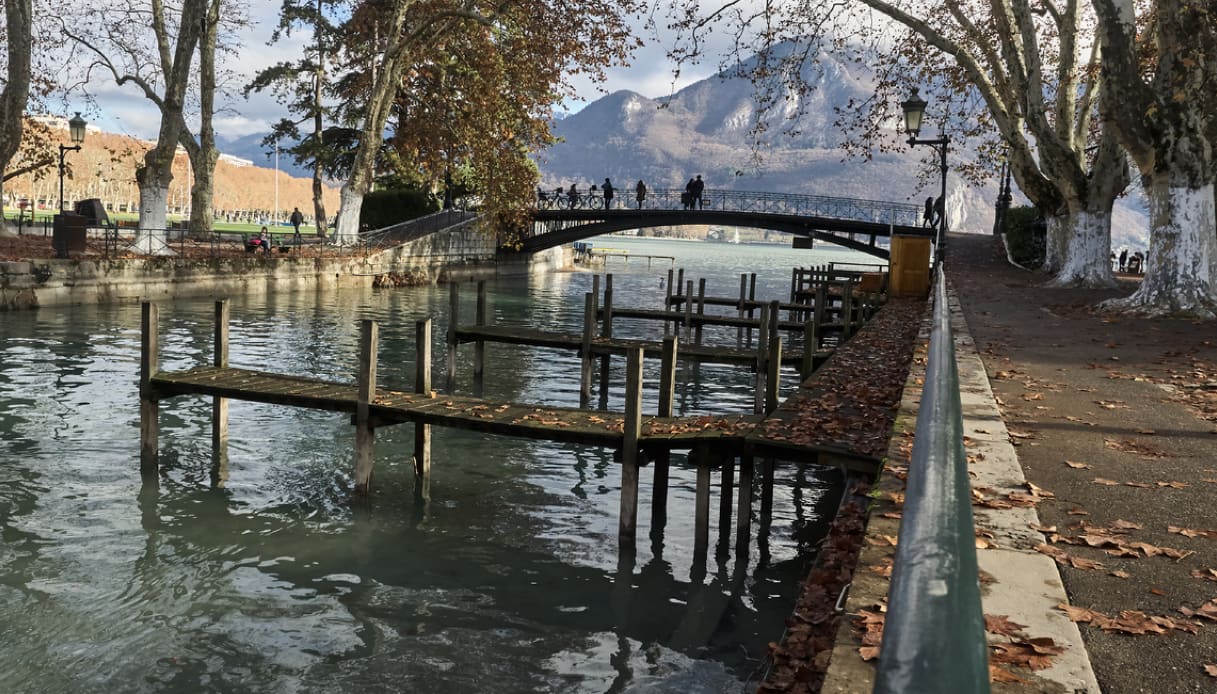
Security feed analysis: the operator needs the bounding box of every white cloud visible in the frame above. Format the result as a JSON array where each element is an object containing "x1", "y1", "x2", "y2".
[{"x1": 80, "y1": 6, "x2": 722, "y2": 141}]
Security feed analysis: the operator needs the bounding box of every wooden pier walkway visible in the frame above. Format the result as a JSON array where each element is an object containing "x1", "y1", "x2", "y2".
[
  {"x1": 453, "y1": 324, "x2": 827, "y2": 367},
  {"x1": 151, "y1": 364, "x2": 759, "y2": 449},
  {"x1": 139, "y1": 268, "x2": 906, "y2": 552}
]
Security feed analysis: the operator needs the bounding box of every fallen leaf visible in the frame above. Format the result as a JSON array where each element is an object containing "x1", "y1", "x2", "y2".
[
  {"x1": 1093, "y1": 478, "x2": 1120, "y2": 486},
  {"x1": 1189, "y1": 569, "x2": 1217, "y2": 582},
  {"x1": 1065, "y1": 460, "x2": 1092, "y2": 469},
  {"x1": 1205, "y1": 664, "x2": 1217, "y2": 678},
  {"x1": 990, "y1": 665, "x2": 1031, "y2": 684},
  {"x1": 1111, "y1": 570, "x2": 1131, "y2": 579},
  {"x1": 985, "y1": 614, "x2": 1027, "y2": 636},
  {"x1": 1169, "y1": 526, "x2": 1217, "y2": 539}
]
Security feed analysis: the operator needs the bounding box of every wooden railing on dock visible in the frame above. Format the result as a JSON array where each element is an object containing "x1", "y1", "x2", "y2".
[{"x1": 139, "y1": 269, "x2": 903, "y2": 552}]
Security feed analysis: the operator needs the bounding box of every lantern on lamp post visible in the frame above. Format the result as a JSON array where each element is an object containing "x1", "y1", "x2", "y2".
[
  {"x1": 901, "y1": 90, "x2": 949, "y2": 264},
  {"x1": 59, "y1": 112, "x2": 88, "y2": 213}
]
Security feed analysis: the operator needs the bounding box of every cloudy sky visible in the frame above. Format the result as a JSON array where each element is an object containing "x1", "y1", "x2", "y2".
[{"x1": 82, "y1": 6, "x2": 722, "y2": 146}]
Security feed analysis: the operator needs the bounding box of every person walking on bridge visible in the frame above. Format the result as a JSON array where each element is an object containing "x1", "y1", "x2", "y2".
[
  {"x1": 635, "y1": 180, "x2": 647, "y2": 208},
  {"x1": 602, "y1": 178, "x2": 614, "y2": 210}
]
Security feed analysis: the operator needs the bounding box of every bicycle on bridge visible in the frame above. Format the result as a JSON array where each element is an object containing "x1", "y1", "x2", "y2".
[{"x1": 537, "y1": 186, "x2": 605, "y2": 210}]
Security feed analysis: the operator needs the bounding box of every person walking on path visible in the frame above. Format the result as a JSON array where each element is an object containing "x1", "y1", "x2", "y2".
[
  {"x1": 923, "y1": 197, "x2": 935, "y2": 227},
  {"x1": 635, "y1": 180, "x2": 647, "y2": 208},
  {"x1": 1118, "y1": 248, "x2": 1128, "y2": 272},
  {"x1": 691, "y1": 175, "x2": 705, "y2": 209},
  {"x1": 290, "y1": 207, "x2": 304, "y2": 242},
  {"x1": 602, "y1": 178, "x2": 614, "y2": 210}
]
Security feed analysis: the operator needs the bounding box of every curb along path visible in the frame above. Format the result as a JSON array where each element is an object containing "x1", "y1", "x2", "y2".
[{"x1": 819, "y1": 280, "x2": 1100, "y2": 693}]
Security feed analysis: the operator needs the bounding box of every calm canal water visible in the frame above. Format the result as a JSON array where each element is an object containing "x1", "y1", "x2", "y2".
[{"x1": 0, "y1": 237, "x2": 884, "y2": 693}]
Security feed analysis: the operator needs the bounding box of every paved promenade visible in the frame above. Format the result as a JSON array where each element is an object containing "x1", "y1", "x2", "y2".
[{"x1": 823, "y1": 232, "x2": 1217, "y2": 693}]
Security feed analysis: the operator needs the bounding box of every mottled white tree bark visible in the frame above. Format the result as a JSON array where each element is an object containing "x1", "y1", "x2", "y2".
[{"x1": 1094, "y1": 0, "x2": 1217, "y2": 316}]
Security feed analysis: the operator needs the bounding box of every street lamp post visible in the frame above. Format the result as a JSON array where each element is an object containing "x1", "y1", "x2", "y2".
[
  {"x1": 994, "y1": 151, "x2": 1013, "y2": 236},
  {"x1": 900, "y1": 90, "x2": 949, "y2": 264},
  {"x1": 58, "y1": 113, "x2": 88, "y2": 212}
]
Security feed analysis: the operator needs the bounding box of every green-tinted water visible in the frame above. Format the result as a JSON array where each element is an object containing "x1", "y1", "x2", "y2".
[{"x1": 0, "y1": 237, "x2": 883, "y2": 693}]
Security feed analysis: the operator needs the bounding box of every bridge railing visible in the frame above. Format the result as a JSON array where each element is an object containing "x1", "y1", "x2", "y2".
[
  {"x1": 535, "y1": 188, "x2": 920, "y2": 226},
  {"x1": 873, "y1": 268, "x2": 990, "y2": 694}
]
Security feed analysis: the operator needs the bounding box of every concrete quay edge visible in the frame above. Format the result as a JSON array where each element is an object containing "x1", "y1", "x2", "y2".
[{"x1": 819, "y1": 285, "x2": 1101, "y2": 693}]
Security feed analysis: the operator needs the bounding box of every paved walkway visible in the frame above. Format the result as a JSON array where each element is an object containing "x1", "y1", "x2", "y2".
[{"x1": 823, "y1": 232, "x2": 1217, "y2": 692}]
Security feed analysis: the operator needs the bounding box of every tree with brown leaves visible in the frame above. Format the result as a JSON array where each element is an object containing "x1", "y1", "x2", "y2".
[{"x1": 328, "y1": 0, "x2": 642, "y2": 245}]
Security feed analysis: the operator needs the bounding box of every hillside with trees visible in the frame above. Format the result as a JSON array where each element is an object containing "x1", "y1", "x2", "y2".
[{"x1": 2, "y1": 118, "x2": 339, "y2": 223}]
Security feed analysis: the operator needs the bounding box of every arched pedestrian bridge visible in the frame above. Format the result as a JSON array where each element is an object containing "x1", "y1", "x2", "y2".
[{"x1": 522, "y1": 188, "x2": 934, "y2": 259}]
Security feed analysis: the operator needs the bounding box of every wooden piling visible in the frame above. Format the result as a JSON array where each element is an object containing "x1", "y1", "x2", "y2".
[
  {"x1": 814, "y1": 283, "x2": 828, "y2": 345},
  {"x1": 139, "y1": 302, "x2": 160, "y2": 477},
  {"x1": 618, "y1": 347, "x2": 644, "y2": 546},
  {"x1": 446, "y1": 282, "x2": 458, "y2": 388},
  {"x1": 760, "y1": 458, "x2": 775, "y2": 519},
  {"x1": 683, "y1": 279, "x2": 693, "y2": 343},
  {"x1": 414, "y1": 318, "x2": 432, "y2": 501},
  {"x1": 599, "y1": 274, "x2": 614, "y2": 401},
  {"x1": 355, "y1": 319, "x2": 378, "y2": 494},
  {"x1": 737, "y1": 274, "x2": 748, "y2": 345},
  {"x1": 694, "y1": 278, "x2": 706, "y2": 345},
  {"x1": 718, "y1": 456, "x2": 735, "y2": 542},
  {"x1": 693, "y1": 445, "x2": 712, "y2": 556},
  {"x1": 580, "y1": 292, "x2": 595, "y2": 407},
  {"x1": 801, "y1": 318, "x2": 817, "y2": 380},
  {"x1": 474, "y1": 280, "x2": 487, "y2": 388},
  {"x1": 747, "y1": 273, "x2": 757, "y2": 345},
  {"x1": 652, "y1": 335, "x2": 678, "y2": 526},
  {"x1": 753, "y1": 303, "x2": 770, "y2": 415},
  {"x1": 664, "y1": 268, "x2": 675, "y2": 336},
  {"x1": 766, "y1": 335, "x2": 782, "y2": 415},
  {"x1": 212, "y1": 300, "x2": 230, "y2": 486},
  {"x1": 737, "y1": 456, "x2": 755, "y2": 552},
  {"x1": 842, "y1": 279, "x2": 855, "y2": 339}
]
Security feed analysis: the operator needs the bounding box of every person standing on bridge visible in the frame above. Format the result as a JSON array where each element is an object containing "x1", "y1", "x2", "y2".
[
  {"x1": 635, "y1": 180, "x2": 647, "y2": 208},
  {"x1": 692, "y1": 175, "x2": 705, "y2": 209},
  {"x1": 602, "y1": 178, "x2": 614, "y2": 210},
  {"x1": 684, "y1": 178, "x2": 696, "y2": 209},
  {"x1": 567, "y1": 183, "x2": 578, "y2": 209}
]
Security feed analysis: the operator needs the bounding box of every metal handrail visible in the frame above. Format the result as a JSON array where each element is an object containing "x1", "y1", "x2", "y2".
[
  {"x1": 534, "y1": 187, "x2": 921, "y2": 226},
  {"x1": 873, "y1": 268, "x2": 989, "y2": 694}
]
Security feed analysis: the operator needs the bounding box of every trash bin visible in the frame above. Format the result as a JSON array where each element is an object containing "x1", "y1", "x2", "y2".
[
  {"x1": 73, "y1": 198, "x2": 110, "y2": 227},
  {"x1": 52, "y1": 213, "x2": 88, "y2": 259}
]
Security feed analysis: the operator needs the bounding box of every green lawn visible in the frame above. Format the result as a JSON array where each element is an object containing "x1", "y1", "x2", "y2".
[{"x1": 3, "y1": 206, "x2": 299, "y2": 237}]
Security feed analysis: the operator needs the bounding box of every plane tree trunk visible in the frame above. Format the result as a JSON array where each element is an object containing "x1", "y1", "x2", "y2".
[
  {"x1": 0, "y1": 0, "x2": 33, "y2": 238},
  {"x1": 1094, "y1": 0, "x2": 1217, "y2": 316}
]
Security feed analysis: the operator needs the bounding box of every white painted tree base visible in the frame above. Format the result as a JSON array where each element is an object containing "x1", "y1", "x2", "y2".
[{"x1": 1046, "y1": 209, "x2": 1117, "y2": 289}]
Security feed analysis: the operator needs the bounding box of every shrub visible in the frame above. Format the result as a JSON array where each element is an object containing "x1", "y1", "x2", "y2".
[
  {"x1": 360, "y1": 189, "x2": 438, "y2": 230},
  {"x1": 1003, "y1": 205, "x2": 1046, "y2": 268}
]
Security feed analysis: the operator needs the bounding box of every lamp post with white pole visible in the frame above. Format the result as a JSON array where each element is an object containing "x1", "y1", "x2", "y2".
[{"x1": 900, "y1": 90, "x2": 949, "y2": 265}]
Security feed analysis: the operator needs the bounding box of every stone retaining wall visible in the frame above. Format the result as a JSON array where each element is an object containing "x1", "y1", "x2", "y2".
[{"x1": 0, "y1": 226, "x2": 570, "y2": 311}]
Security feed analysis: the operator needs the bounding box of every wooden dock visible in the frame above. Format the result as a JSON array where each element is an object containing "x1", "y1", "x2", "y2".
[
  {"x1": 140, "y1": 268, "x2": 903, "y2": 552},
  {"x1": 572, "y1": 243, "x2": 675, "y2": 267}
]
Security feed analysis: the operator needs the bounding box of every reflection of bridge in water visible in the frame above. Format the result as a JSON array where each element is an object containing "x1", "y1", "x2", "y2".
[{"x1": 525, "y1": 188, "x2": 932, "y2": 259}]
